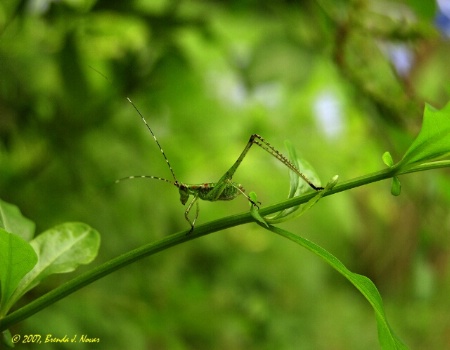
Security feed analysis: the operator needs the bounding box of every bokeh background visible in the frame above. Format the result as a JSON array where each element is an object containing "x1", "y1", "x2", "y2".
[{"x1": 1, "y1": 0, "x2": 450, "y2": 348}]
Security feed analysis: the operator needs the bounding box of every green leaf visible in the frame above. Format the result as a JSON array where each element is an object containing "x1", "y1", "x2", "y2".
[
  {"x1": 400, "y1": 102, "x2": 450, "y2": 166},
  {"x1": 3, "y1": 223, "x2": 100, "y2": 313},
  {"x1": 249, "y1": 192, "x2": 268, "y2": 227},
  {"x1": 266, "y1": 225, "x2": 408, "y2": 350},
  {"x1": 266, "y1": 175, "x2": 338, "y2": 224},
  {"x1": 391, "y1": 177, "x2": 402, "y2": 196},
  {"x1": 265, "y1": 141, "x2": 323, "y2": 223},
  {"x1": 1, "y1": 329, "x2": 14, "y2": 348},
  {"x1": 382, "y1": 151, "x2": 394, "y2": 167},
  {"x1": 0, "y1": 199, "x2": 35, "y2": 241},
  {"x1": 286, "y1": 141, "x2": 322, "y2": 195},
  {"x1": 0, "y1": 229, "x2": 38, "y2": 317}
]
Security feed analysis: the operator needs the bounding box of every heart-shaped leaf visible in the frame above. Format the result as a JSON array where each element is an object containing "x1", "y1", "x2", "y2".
[
  {"x1": 0, "y1": 229, "x2": 38, "y2": 317},
  {"x1": 4, "y1": 223, "x2": 100, "y2": 313}
]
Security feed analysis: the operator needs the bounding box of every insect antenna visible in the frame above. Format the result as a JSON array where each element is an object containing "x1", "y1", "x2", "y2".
[
  {"x1": 115, "y1": 175, "x2": 174, "y2": 185},
  {"x1": 123, "y1": 97, "x2": 180, "y2": 185}
]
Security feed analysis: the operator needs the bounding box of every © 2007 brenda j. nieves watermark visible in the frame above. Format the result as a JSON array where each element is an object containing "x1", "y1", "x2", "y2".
[{"x1": 11, "y1": 334, "x2": 100, "y2": 345}]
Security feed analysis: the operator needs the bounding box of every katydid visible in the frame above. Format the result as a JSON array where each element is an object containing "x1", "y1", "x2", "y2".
[{"x1": 117, "y1": 97, "x2": 323, "y2": 233}]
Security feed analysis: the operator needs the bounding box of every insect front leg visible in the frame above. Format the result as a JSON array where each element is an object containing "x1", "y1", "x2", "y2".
[{"x1": 184, "y1": 195, "x2": 199, "y2": 234}]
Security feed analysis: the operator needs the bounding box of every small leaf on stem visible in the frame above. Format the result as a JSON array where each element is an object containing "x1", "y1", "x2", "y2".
[
  {"x1": 249, "y1": 192, "x2": 268, "y2": 227},
  {"x1": 391, "y1": 177, "x2": 402, "y2": 196},
  {"x1": 382, "y1": 151, "x2": 394, "y2": 167}
]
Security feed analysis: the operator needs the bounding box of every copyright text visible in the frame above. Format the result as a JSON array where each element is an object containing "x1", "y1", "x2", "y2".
[{"x1": 11, "y1": 334, "x2": 100, "y2": 344}]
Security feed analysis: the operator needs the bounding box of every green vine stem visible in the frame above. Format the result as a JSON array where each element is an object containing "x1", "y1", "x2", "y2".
[{"x1": 1, "y1": 159, "x2": 449, "y2": 331}]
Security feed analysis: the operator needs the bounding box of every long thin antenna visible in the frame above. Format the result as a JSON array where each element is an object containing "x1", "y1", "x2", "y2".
[
  {"x1": 115, "y1": 175, "x2": 174, "y2": 184},
  {"x1": 126, "y1": 97, "x2": 179, "y2": 184}
]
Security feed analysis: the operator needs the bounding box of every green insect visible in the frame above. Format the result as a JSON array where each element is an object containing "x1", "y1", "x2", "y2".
[{"x1": 117, "y1": 97, "x2": 323, "y2": 233}]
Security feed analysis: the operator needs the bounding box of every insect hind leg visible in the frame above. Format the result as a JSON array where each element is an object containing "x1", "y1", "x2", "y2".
[
  {"x1": 228, "y1": 180, "x2": 261, "y2": 209},
  {"x1": 251, "y1": 134, "x2": 323, "y2": 191}
]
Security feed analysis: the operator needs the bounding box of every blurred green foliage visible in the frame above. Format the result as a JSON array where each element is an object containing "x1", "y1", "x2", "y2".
[{"x1": 1, "y1": 0, "x2": 449, "y2": 348}]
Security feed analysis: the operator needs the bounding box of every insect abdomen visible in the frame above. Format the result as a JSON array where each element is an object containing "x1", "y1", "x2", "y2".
[
  {"x1": 216, "y1": 183, "x2": 242, "y2": 201},
  {"x1": 193, "y1": 183, "x2": 243, "y2": 201}
]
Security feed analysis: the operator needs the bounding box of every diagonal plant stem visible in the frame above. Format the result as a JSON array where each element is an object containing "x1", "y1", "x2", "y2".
[{"x1": 1, "y1": 159, "x2": 449, "y2": 331}]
